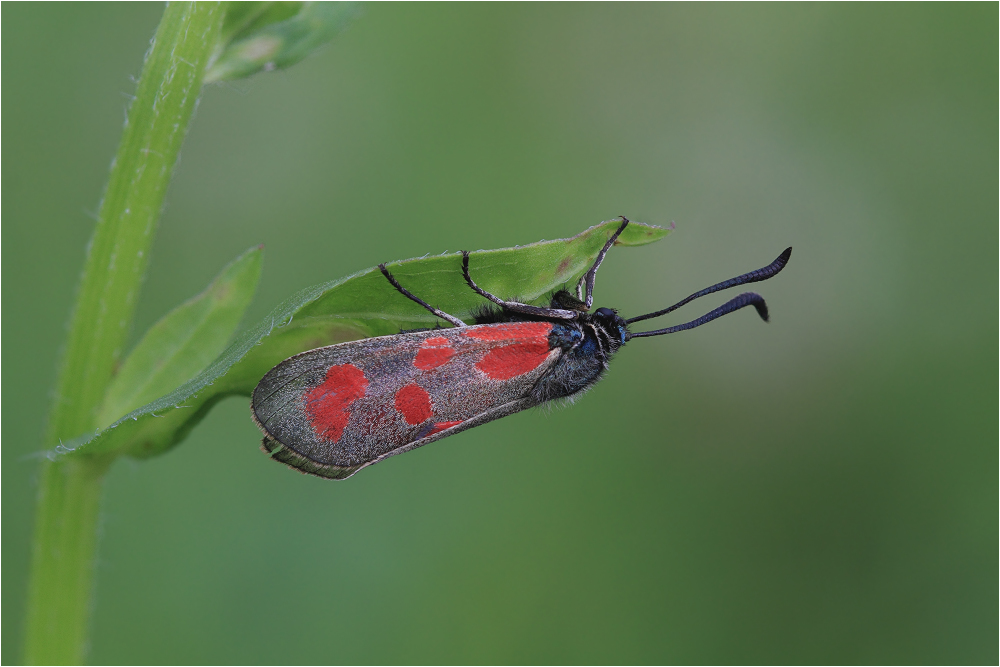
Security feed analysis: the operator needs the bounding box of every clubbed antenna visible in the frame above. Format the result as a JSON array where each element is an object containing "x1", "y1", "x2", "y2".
[
  {"x1": 626, "y1": 247, "x2": 791, "y2": 325},
  {"x1": 627, "y1": 292, "x2": 769, "y2": 338}
]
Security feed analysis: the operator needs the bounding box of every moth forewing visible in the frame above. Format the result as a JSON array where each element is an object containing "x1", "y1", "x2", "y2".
[{"x1": 252, "y1": 323, "x2": 563, "y2": 478}]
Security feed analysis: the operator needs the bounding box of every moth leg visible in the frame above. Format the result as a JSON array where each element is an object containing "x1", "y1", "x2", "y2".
[
  {"x1": 379, "y1": 263, "x2": 466, "y2": 327},
  {"x1": 461, "y1": 251, "x2": 579, "y2": 320},
  {"x1": 575, "y1": 216, "x2": 629, "y2": 308},
  {"x1": 399, "y1": 323, "x2": 446, "y2": 334}
]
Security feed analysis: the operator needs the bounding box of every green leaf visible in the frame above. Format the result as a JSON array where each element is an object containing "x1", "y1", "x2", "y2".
[
  {"x1": 60, "y1": 220, "x2": 669, "y2": 461},
  {"x1": 205, "y1": 2, "x2": 361, "y2": 83},
  {"x1": 97, "y1": 246, "x2": 263, "y2": 429}
]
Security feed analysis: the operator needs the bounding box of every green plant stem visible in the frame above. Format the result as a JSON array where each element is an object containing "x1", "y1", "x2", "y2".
[
  {"x1": 23, "y1": 3, "x2": 224, "y2": 663},
  {"x1": 23, "y1": 456, "x2": 111, "y2": 665}
]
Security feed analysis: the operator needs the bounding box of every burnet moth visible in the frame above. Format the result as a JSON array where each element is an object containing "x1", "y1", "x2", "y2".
[{"x1": 251, "y1": 218, "x2": 791, "y2": 479}]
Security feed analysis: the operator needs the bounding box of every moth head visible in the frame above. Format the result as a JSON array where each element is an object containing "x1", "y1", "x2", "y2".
[{"x1": 593, "y1": 306, "x2": 628, "y2": 346}]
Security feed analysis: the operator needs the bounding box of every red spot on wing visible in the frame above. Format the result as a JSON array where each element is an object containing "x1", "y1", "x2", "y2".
[
  {"x1": 395, "y1": 383, "x2": 433, "y2": 425},
  {"x1": 305, "y1": 364, "x2": 368, "y2": 442},
  {"x1": 414, "y1": 336, "x2": 455, "y2": 370},
  {"x1": 427, "y1": 420, "x2": 462, "y2": 436},
  {"x1": 476, "y1": 339, "x2": 551, "y2": 380},
  {"x1": 463, "y1": 322, "x2": 554, "y2": 380},
  {"x1": 463, "y1": 321, "x2": 552, "y2": 341}
]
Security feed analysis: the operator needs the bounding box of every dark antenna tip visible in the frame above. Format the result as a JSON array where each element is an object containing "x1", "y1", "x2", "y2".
[
  {"x1": 753, "y1": 297, "x2": 770, "y2": 323},
  {"x1": 778, "y1": 246, "x2": 792, "y2": 265}
]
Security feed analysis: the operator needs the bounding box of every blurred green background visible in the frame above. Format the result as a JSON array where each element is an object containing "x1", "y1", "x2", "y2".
[{"x1": 3, "y1": 3, "x2": 996, "y2": 663}]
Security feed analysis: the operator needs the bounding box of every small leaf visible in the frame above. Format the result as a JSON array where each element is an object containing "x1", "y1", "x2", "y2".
[
  {"x1": 61, "y1": 220, "x2": 669, "y2": 461},
  {"x1": 97, "y1": 245, "x2": 263, "y2": 428},
  {"x1": 205, "y1": 2, "x2": 361, "y2": 83}
]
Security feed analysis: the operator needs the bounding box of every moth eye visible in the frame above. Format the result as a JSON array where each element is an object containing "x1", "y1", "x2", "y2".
[{"x1": 595, "y1": 307, "x2": 615, "y2": 318}]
